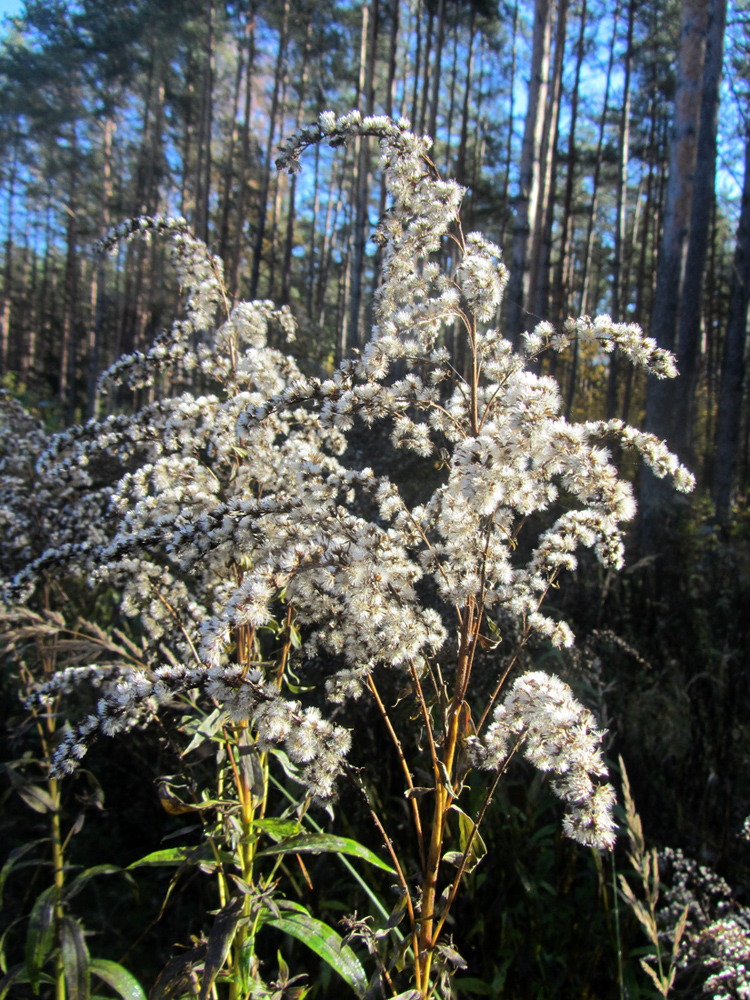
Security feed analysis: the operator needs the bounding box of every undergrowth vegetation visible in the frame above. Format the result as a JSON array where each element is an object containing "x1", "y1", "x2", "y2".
[{"x1": 1, "y1": 112, "x2": 749, "y2": 1000}]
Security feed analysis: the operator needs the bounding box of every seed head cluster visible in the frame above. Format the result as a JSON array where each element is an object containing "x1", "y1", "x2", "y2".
[{"x1": 3, "y1": 112, "x2": 693, "y2": 833}]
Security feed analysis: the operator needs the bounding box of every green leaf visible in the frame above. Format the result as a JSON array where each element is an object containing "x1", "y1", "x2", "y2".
[
  {"x1": 444, "y1": 807, "x2": 487, "y2": 874},
  {"x1": 61, "y1": 916, "x2": 90, "y2": 1000},
  {"x1": 0, "y1": 840, "x2": 47, "y2": 908},
  {"x1": 64, "y1": 865, "x2": 122, "y2": 902},
  {"x1": 268, "y1": 748, "x2": 301, "y2": 780},
  {"x1": 90, "y1": 960, "x2": 146, "y2": 1000},
  {"x1": 0, "y1": 963, "x2": 54, "y2": 1000},
  {"x1": 256, "y1": 834, "x2": 395, "y2": 873},
  {"x1": 265, "y1": 912, "x2": 367, "y2": 998},
  {"x1": 16, "y1": 783, "x2": 58, "y2": 815},
  {"x1": 150, "y1": 945, "x2": 207, "y2": 1000},
  {"x1": 25, "y1": 883, "x2": 57, "y2": 992},
  {"x1": 251, "y1": 818, "x2": 301, "y2": 840},
  {"x1": 199, "y1": 897, "x2": 244, "y2": 1000},
  {"x1": 126, "y1": 845, "x2": 234, "y2": 869}
]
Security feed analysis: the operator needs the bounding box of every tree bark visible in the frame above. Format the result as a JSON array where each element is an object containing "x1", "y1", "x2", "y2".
[
  {"x1": 0, "y1": 137, "x2": 17, "y2": 377},
  {"x1": 641, "y1": 0, "x2": 710, "y2": 547},
  {"x1": 427, "y1": 0, "x2": 446, "y2": 145},
  {"x1": 231, "y1": 7, "x2": 256, "y2": 302},
  {"x1": 506, "y1": 0, "x2": 552, "y2": 343},
  {"x1": 249, "y1": 0, "x2": 290, "y2": 300},
  {"x1": 530, "y1": 0, "x2": 569, "y2": 325},
  {"x1": 606, "y1": 0, "x2": 635, "y2": 419},
  {"x1": 712, "y1": 131, "x2": 750, "y2": 524},
  {"x1": 672, "y1": 0, "x2": 728, "y2": 463},
  {"x1": 348, "y1": 0, "x2": 379, "y2": 352},
  {"x1": 579, "y1": 0, "x2": 620, "y2": 317}
]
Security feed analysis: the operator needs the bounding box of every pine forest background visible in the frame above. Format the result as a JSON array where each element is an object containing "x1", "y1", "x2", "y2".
[{"x1": 2, "y1": 0, "x2": 750, "y2": 996}]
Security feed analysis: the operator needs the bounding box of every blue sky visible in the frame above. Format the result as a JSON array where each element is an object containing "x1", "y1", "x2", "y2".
[{"x1": 0, "y1": 0, "x2": 22, "y2": 18}]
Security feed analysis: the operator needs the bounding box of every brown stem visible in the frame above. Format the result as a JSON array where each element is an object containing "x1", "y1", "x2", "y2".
[
  {"x1": 367, "y1": 673, "x2": 426, "y2": 870},
  {"x1": 431, "y1": 742, "x2": 521, "y2": 947},
  {"x1": 348, "y1": 769, "x2": 422, "y2": 994}
]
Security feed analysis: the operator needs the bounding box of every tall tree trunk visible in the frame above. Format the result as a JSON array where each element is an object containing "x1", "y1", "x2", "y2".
[
  {"x1": 20, "y1": 218, "x2": 38, "y2": 387},
  {"x1": 219, "y1": 3, "x2": 251, "y2": 266},
  {"x1": 195, "y1": 0, "x2": 215, "y2": 244},
  {"x1": 419, "y1": 4, "x2": 434, "y2": 134},
  {"x1": 348, "y1": 0, "x2": 379, "y2": 352},
  {"x1": 506, "y1": 0, "x2": 552, "y2": 343},
  {"x1": 87, "y1": 114, "x2": 114, "y2": 418},
  {"x1": 372, "y1": 0, "x2": 401, "y2": 302},
  {"x1": 318, "y1": 146, "x2": 348, "y2": 337},
  {"x1": 282, "y1": 23, "x2": 312, "y2": 306},
  {"x1": 59, "y1": 153, "x2": 79, "y2": 418},
  {"x1": 641, "y1": 0, "x2": 710, "y2": 546},
  {"x1": 307, "y1": 141, "x2": 321, "y2": 320},
  {"x1": 557, "y1": 0, "x2": 588, "y2": 419},
  {"x1": 672, "y1": 0, "x2": 728, "y2": 462},
  {"x1": 268, "y1": 68, "x2": 289, "y2": 304},
  {"x1": 712, "y1": 131, "x2": 750, "y2": 524},
  {"x1": 579, "y1": 0, "x2": 621, "y2": 316},
  {"x1": 606, "y1": 0, "x2": 635, "y2": 419},
  {"x1": 530, "y1": 0, "x2": 569, "y2": 324},
  {"x1": 0, "y1": 136, "x2": 17, "y2": 377},
  {"x1": 443, "y1": 14, "x2": 459, "y2": 174},
  {"x1": 411, "y1": 0, "x2": 422, "y2": 128},
  {"x1": 500, "y1": 0, "x2": 519, "y2": 252},
  {"x1": 455, "y1": 7, "x2": 476, "y2": 189},
  {"x1": 249, "y1": 0, "x2": 290, "y2": 300},
  {"x1": 427, "y1": 0, "x2": 446, "y2": 144},
  {"x1": 231, "y1": 7, "x2": 256, "y2": 301}
]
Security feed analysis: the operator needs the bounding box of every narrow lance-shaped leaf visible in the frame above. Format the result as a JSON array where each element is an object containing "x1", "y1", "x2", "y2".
[
  {"x1": 89, "y1": 960, "x2": 146, "y2": 1000},
  {"x1": 25, "y1": 883, "x2": 57, "y2": 992},
  {"x1": 61, "y1": 916, "x2": 90, "y2": 1000},
  {"x1": 256, "y1": 834, "x2": 395, "y2": 873},
  {"x1": 0, "y1": 841, "x2": 47, "y2": 908},
  {"x1": 199, "y1": 897, "x2": 244, "y2": 1000},
  {"x1": 265, "y1": 911, "x2": 367, "y2": 998}
]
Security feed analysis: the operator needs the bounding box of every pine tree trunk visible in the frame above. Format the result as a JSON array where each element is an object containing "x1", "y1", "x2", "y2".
[
  {"x1": 87, "y1": 113, "x2": 114, "y2": 418},
  {"x1": 606, "y1": 0, "x2": 635, "y2": 419},
  {"x1": 672, "y1": 0, "x2": 728, "y2": 463},
  {"x1": 427, "y1": 0, "x2": 446, "y2": 145},
  {"x1": 59, "y1": 154, "x2": 79, "y2": 418},
  {"x1": 455, "y1": 8, "x2": 476, "y2": 189},
  {"x1": 641, "y1": 0, "x2": 710, "y2": 546},
  {"x1": 506, "y1": 0, "x2": 552, "y2": 343},
  {"x1": 530, "y1": 0, "x2": 569, "y2": 324},
  {"x1": 281, "y1": 23, "x2": 312, "y2": 306},
  {"x1": 579, "y1": 0, "x2": 620, "y2": 316},
  {"x1": 443, "y1": 16, "x2": 459, "y2": 174},
  {"x1": 348, "y1": 0, "x2": 379, "y2": 352},
  {"x1": 249, "y1": 0, "x2": 290, "y2": 300},
  {"x1": 712, "y1": 131, "x2": 750, "y2": 524},
  {"x1": 500, "y1": 0, "x2": 519, "y2": 252},
  {"x1": 419, "y1": 5, "x2": 434, "y2": 135},
  {"x1": 231, "y1": 7, "x2": 256, "y2": 301},
  {"x1": 219, "y1": 3, "x2": 251, "y2": 266},
  {"x1": 0, "y1": 139, "x2": 16, "y2": 377}
]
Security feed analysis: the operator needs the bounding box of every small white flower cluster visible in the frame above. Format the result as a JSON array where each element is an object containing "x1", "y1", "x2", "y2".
[
  {"x1": 562, "y1": 314, "x2": 679, "y2": 378},
  {"x1": 701, "y1": 919, "x2": 750, "y2": 999},
  {"x1": 456, "y1": 233, "x2": 509, "y2": 322},
  {"x1": 466, "y1": 672, "x2": 616, "y2": 850},
  {"x1": 4, "y1": 113, "x2": 695, "y2": 825},
  {"x1": 97, "y1": 216, "x2": 225, "y2": 392},
  {"x1": 657, "y1": 847, "x2": 750, "y2": 998},
  {"x1": 29, "y1": 662, "x2": 350, "y2": 802}
]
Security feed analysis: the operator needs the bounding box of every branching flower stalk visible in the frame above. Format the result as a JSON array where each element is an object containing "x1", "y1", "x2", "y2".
[{"x1": 2, "y1": 111, "x2": 695, "y2": 998}]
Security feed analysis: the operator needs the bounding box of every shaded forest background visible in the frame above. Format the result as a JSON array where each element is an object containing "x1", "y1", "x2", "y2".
[{"x1": 2, "y1": 0, "x2": 750, "y2": 996}]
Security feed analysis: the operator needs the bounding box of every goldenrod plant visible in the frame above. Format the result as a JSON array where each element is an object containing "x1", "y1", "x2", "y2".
[{"x1": 2, "y1": 113, "x2": 696, "y2": 999}]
